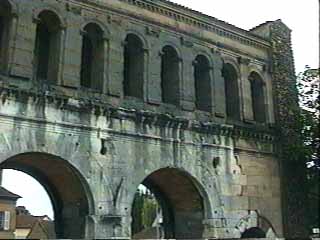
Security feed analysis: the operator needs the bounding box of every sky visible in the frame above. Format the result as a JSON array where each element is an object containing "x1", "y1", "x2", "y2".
[{"x1": 1, "y1": 0, "x2": 319, "y2": 220}]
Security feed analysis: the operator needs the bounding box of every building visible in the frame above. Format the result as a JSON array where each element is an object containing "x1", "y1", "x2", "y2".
[
  {"x1": 0, "y1": 187, "x2": 20, "y2": 239},
  {"x1": 0, "y1": 0, "x2": 299, "y2": 239},
  {"x1": 15, "y1": 207, "x2": 55, "y2": 239}
]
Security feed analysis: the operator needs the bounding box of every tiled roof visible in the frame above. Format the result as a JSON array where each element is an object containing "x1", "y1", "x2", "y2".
[
  {"x1": 0, "y1": 186, "x2": 21, "y2": 200},
  {"x1": 16, "y1": 215, "x2": 50, "y2": 229}
]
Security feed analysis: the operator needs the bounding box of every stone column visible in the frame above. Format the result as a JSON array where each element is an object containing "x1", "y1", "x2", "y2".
[
  {"x1": 180, "y1": 39, "x2": 195, "y2": 111},
  {"x1": 212, "y1": 52, "x2": 226, "y2": 121},
  {"x1": 147, "y1": 47, "x2": 162, "y2": 104},
  {"x1": 108, "y1": 36, "x2": 123, "y2": 97},
  {"x1": 142, "y1": 47, "x2": 149, "y2": 101},
  {"x1": 61, "y1": 19, "x2": 82, "y2": 88},
  {"x1": 102, "y1": 35, "x2": 110, "y2": 94},
  {"x1": 239, "y1": 57, "x2": 254, "y2": 123},
  {"x1": 9, "y1": 9, "x2": 35, "y2": 79}
]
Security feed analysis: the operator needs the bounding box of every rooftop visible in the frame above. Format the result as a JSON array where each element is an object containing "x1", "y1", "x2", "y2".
[{"x1": 0, "y1": 186, "x2": 21, "y2": 200}]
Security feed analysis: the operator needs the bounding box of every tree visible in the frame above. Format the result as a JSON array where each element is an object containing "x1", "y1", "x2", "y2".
[{"x1": 297, "y1": 66, "x2": 320, "y2": 232}]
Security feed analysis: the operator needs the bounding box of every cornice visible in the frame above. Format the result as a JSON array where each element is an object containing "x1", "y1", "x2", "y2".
[
  {"x1": 0, "y1": 85, "x2": 275, "y2": 143},
  {"x1": 72, "y1": 0, "x2": 271, "y2": 50},
  {"x1": 116, "y1": 0, "x2": 271, "y2": 50}
]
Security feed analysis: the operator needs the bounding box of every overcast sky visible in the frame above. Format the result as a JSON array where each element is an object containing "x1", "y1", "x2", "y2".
[{"x1": 1, "y1": 0, "x2": 319, "y2": 220}]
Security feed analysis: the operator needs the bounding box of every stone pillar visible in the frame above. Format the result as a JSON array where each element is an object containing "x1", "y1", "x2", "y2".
[
  {"x1": 108, "y1": 36, "x2": 123, "y2": 97},
  {"x1": 9, "y1": 9, "x2": 35, "y2": 79},
  {"x1": 61, "y1": 18, "x2": 82, "y2": 88},
  {"x1": 239, "y1": 57, "x2": 254, "y2": 123},
  {"x1": 146, "y1": 46, "x2": 162, "y2": 104},
  {"x1": 54, "y1": 26, "x2": 66, "y2": 85},
  {"x1": 180, "y1": 40, "x2": 195, "y2": 111},
  {"x1": 212, "y1": 52, "x2": 226, "y2": 120}
]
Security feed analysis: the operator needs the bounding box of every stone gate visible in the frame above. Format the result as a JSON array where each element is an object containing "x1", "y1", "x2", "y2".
[{"x1": 0, "y1": 0, "x2": 295, "y2": 238}]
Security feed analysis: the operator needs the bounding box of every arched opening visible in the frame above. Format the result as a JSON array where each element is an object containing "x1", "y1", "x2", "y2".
[
  {"x1": 241, "y1": 227, "x2": 266, "y2": 238},
  {"x1": 0, "y1": 153, "x2": 93, "y2": 239},
  {"x1": 194, "y1": 55, "x2": 212, "y2": 112},
  {"x1": 80, "y1": 23, "x2": 104, "y2": 91},
  {"x1": 131, "y1": 168, "x2": 206, "y2": 239},
  {"x1": 2, "y1": 169, "x2": 55, "y2": 239},
  {"x1": 34, "y1": 10, "x2": 62, "y2": 84},
  {"x1": 222, "y1": 63, "x2": 241, "y2": 121},
  {"x1": 123, "y1": 34, "x2": 144, "y2": 98},
  {"x1": 249, "y1": 72, "x2": 266, "y2": 123},
  {"x1": 0, "y1": 0, "x2": 12, "y2": 73},
  {"x1": 161, "y1": 46, "x2": 180, "y2": 105}
]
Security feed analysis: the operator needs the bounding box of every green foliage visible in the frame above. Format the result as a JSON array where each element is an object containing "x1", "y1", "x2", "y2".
[
  {"x1": 297, "y1": 66, "x2": 320, "y2": 231},
  {"x1": 131, "y1": 188, "x2": 159, "y2": 235}
]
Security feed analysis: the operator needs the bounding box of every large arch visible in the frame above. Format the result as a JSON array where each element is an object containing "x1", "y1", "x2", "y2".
[
  {"x1": 131, "y1": 167, "x2": 210, "y2": 239},
  {"x1": 0, "y1": 152, "x2": 94, "y2": 239}
]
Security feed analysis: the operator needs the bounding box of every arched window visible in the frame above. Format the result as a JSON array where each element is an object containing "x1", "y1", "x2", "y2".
[
  {"x1": 194, "y1": 55, "x2": 212, "y2": 112},
  {"x1": 222, "y1": 63, "x2": 241, "y2": 121},
  {"x1": 249, "y1": 72, "x2": 266, "y2": 123},
  {"x1": 123, "y1": 34, "x2": 144, "y2": 98},
  {"x1": 34, "y1": 10, "x2": 62, "y2": 84},
  {"x1": 80, "y1": 23, "x2": 104, "y2": 91},
  {"x1": 0, "y1": 1, "x2": 12, "y2": 73},
  {"x1": 161, "y1": 45, "x2": 180, "y2": 105}
]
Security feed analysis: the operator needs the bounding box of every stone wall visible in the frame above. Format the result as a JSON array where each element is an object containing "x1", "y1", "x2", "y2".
[{"x1": 0, "y1": 0, "x2": 289, "y2": 238}]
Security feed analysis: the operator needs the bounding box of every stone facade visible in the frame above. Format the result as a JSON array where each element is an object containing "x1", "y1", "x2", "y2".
[{"x1": 0, "y1": 0, "x2": 295, "y2": 239}]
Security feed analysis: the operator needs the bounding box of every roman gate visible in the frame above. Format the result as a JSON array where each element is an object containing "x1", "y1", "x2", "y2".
[{"x1": 0, "y1": 0, "x2": 296, "y2": 239}]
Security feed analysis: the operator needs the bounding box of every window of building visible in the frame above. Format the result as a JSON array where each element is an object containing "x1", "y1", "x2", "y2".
[
  {"x1": 194, "y1": 55, "x2": 211, "y2": 112},
  {"x1": 123, "y1": 34, "x2": 144, "y2": 98},
  {"x1": 34, "y1": 10, "x2": 62, "y2": 84},
  {"x1": 0, "y1": 211, "x2": 10, "y2": 231},
  {"x1": 80, "y1": 23, "x2": 104, "y2": 91},
  {"x1": 222, "y1": 63, "x2": 241, "y2": 121},
  {"x1": 0, "y1": 1, "x2": 12, "y2": 73},
  {"x1": 161, "y1": 45, "x2": 180, "y2": 105},
  {"x1": 249, "y1": 72, "x2": 266, "y2": 123}
]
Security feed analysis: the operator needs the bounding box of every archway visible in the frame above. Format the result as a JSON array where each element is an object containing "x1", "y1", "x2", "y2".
[
  {"x1": 34, "y1": 10, "x2": 62, "y2": 84},
  {"x1": 80, "y1": 22, "x2": 105, "y2": 91},
  {"x1": 123, "y1": 33, "x2": 144, "y2": 98},
  {"x1": 131, "y1": 168, "x2": 206, "y2": 239},
  {"x1": 0, "y1": 152, "x2": 93, "y2": 239},
  {"x1": 161, "y1": 45, "x2": 180, "y2": 105},
  {"x1": 222, "y1": 63, "x2": 241, "y2": 121},
  {"x1": 248, "y1": 72, "x2": 266, "y2": 123},
  {"x1": 194, "y1": 54, "x2": 212, "y2": 112}
]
